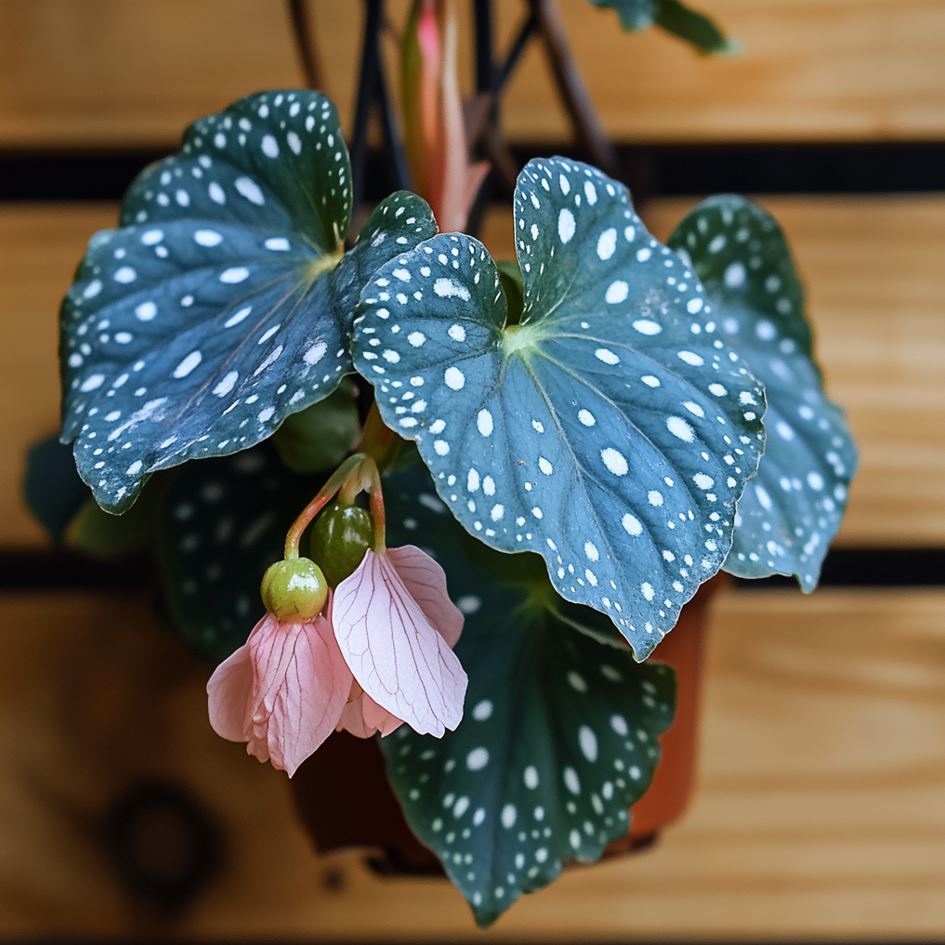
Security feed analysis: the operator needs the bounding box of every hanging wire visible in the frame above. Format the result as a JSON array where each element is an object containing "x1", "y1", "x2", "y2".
[{"x1": 286, "y1": 0, "x2": 323, "y2": 89}]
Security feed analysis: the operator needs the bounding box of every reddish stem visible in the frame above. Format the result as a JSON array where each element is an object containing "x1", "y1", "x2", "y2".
[
  {"x1": 350, "y1": 455, "x2": 387, "y2": 553},
  {"x1": 283, "y1": 453, "x2": 365, "y2": 560},
  {"x1": 358, "y1": 401, "x2": 396, "y2": 463}
]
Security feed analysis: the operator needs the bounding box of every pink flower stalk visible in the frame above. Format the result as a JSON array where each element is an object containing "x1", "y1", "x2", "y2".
[
  {"x1": 207, "y1": 545, "x2": 466, "y2": 776},
  {"x1": 403, "y1": 0, "x2": 489, "y2": 232}
]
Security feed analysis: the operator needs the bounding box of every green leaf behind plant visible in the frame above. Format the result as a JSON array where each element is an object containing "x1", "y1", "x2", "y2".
[
  {"x1": 669, "y1": 196, "x2": 857, "y2": 590},
  {"x1": 590, "y1": 0, "x2": 737, "y2": 54},
  {"x1": 273, "y1": 380, "x2": 361, "y2": 474},
  {"x1": 156, "y1": 445, "x2": 315, "y2": 660}
]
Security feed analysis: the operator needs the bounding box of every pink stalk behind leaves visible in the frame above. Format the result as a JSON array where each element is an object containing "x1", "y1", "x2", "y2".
[{"x1": 403, "y1": 0, "x2": 488, "y2": 232}]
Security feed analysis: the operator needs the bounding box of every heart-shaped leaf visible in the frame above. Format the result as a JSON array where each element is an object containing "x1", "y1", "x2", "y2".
[
  {"x1": 382, "y1": 466, "x2": 675, "y2": 926},
  {"x1": 590, "y1": 0, "x2": 736, "y2": 54},
  {"x1": 352, "y1": 156, "x2": 764, "y2": 660},
  {"x1": 156, "y1": 445, "x2": 315, "y2": 660},
  {"x1": 668, "y1": 196, "x2": 857, "y2": 590},
  {"x1": 60, "y1": 89, "x2": 436, "y2": 513}
]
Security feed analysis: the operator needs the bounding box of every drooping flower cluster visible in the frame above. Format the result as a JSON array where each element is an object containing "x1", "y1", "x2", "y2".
[{"x1": 208, "y1": 544, "x2": 467, "y2": 776}]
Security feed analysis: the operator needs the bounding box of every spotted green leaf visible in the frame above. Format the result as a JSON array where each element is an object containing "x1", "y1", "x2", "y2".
[
  {"x1": 156, "y1": 445, "x2": 315, "y2": 660},
  {"x1": 60, "y1": 89, "x2": 436, "y2": 513},
  {"x1": 669, "y1": 196, "x2": 857, "y2": 590},
  {"x1": 590, "y1": 0, "x2": 736, "y2": 54},
  {"x1": 383, "y1": 467, "x2": 675, "y2": 926},
  {"x1": 352, "y1": 157, "x2": 765, "y2": 660}
]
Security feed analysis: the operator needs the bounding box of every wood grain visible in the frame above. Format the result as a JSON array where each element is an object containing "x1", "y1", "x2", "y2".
[
  {"x1": 1, "y1": 587, "x2": 943, "y2": 938},
  {"x1": 2, "y1": 1, "x2": 944, "y2": 149},
  {"x1": 3, "y1": 195, "x2": 944, "y2": 549}
]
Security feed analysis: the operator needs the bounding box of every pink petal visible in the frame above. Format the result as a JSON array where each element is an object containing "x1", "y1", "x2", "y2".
[
  {"x1": 332, "y1": 551, "x2": 468, "y2": 737},
  {"x1": 207, "y1": 644, "x2": 252, "y2": 742},
  {"x1": 207, "y1": 611, "x2": 353, "y2": 777},
  {"x1": 386, "y1": 544, "x2": 464, "y2": 647},
  {"x1": 338, "y1": 684, "x2": 405, "y2": 739}
]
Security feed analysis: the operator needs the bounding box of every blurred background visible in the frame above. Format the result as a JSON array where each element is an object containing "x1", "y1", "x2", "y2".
[{"x1": 1, "y1": 0, "x2": 944, "y2": 940}]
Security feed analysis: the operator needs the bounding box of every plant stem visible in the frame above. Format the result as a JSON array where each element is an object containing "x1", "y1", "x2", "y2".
[
  {"x1": 358, "y1": 401, "x2": 397, "y2": 463},
  {"x1": 360, "y1": 457, "x2": 388, "y2": 552},
  {"x1": 284, "y1": 453, "x2": 365, "y2": 560}
]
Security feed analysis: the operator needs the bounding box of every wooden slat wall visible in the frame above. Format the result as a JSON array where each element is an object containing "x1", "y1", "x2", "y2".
[
  {"x1": 2, "y1": 588, "x2": 944, "y2": 939},
  {"x1": 2, "y1": 1, "x2": 945, "y2": 149}
]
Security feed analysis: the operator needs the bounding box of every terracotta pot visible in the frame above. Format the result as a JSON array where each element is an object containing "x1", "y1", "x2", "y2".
[{"x1": 290, "y1": 578, "x2": 722, "y2": 872}]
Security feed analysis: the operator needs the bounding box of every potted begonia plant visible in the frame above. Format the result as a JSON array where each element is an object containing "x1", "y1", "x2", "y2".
[{"x1": 28, "y1": 0, "x2": 856, "y2": 926}]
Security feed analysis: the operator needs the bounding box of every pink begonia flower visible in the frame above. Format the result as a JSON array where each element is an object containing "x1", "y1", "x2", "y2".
[
  {"x1": 207, "y1": 607, "x2": 351, "y2": 776},
  {"x1": 207, "y1": 545, "x2": 466, "y2": 775},
  {"x1": 334, "y1": 545, "x2": 464, "y2": 738}
]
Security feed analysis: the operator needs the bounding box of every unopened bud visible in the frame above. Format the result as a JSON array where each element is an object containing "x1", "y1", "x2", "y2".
[{"x1": 260, "y1": 557, "x2": 328, "y2": 622}]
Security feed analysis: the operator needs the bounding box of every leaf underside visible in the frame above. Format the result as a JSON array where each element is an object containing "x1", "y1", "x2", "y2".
[
  {"x1": 669, "y1": 196, "x2": 857, "y2": 590},
  {"x1": 60, "y1": 89, "x2": 435, "y2": 513},
  {"x1": 382, "y1": 467, "x2": 675, "y2": 926},
  {"x1": 353, "y1": 156, "x2": 764, "y2": 659}
]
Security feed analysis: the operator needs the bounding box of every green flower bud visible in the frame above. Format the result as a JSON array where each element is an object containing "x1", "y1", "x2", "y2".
[
  {"x1": 260, "y1": 557, "x2": 328, "y2": 622},
  {"x1": 308, "y1": 502, "x2": 374, "y2": 587}
]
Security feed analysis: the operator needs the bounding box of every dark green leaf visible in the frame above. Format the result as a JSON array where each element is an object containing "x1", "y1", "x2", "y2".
[
  {"x1": 60, "y1": 89, "x2": 436, "y2": 513},
  {"x1": 668, "y1": 196, "x2": 856, "y2": 590},
  {"x1": 353, "y1": 156, "x2": 765, "y2": 660},
  {"x1": 655, "y1": 0, "x2": 739, "y2": 55},
  {"x1": 65, "y1": 489, "x2": 160, "y2": 559},
  {"x1": 383, "y1": 467, "x2": 675, "y2": 926},
  {"x1": 272, "y1": 379, "x2": 360, "y2": 473},
  {"x1": 495, "y1": 259, "x2": 525, "y2": 326},
  {"x1": 24, "y1": 435, "x2": 90, "y2": 542},
  {"x1": 156, "y1": 445, "x2": 314, "y2": 660},
  {"x1": 590, "y1": 0, "x2": 736, "y2": 54}
]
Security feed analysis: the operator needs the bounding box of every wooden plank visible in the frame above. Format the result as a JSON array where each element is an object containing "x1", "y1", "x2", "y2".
[
  {"x1": 3, "y1": 195, "x2": 944, "y2": 548},
  {"x1": 481, "y1": 194, "x2": 945, "y2": 548},
  {"x1": 1, "y1": 587, "x2": 943, "y2": 938},
  {"x1": 2, "y1": 1, "x2": 945, "y2": 149}
]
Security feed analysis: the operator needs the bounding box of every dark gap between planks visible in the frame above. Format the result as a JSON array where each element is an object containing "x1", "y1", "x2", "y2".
[
  {"x1": 2, "y1": 141, "x2": 945, "y2": 202},
  {"x1": 2, "y1": 549, "x2": 944, "y2": 592}
]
